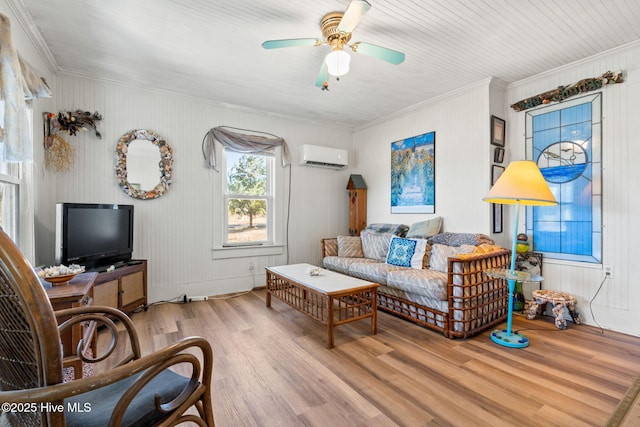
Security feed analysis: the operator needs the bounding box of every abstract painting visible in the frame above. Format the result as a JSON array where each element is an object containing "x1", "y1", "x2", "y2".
[{"x1": 391, "y1": 131, "x2": 435, "y2": 213}]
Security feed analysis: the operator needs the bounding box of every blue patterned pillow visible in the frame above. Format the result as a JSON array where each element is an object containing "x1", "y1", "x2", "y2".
[{"x1": 385, "y1": 236, "x2": 428, "y2": 269}]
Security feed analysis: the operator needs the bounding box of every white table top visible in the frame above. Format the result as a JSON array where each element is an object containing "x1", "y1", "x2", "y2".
[{"x1": 266, "y1": 263, "x2": 378, "y2": 294}]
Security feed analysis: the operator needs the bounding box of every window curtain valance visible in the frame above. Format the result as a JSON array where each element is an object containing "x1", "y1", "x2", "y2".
[
  {"x1": 202, "y1": 126, "x2": 291, "y2": 170},
  {"x1": 0, "y1": 13, "x2": 52, "y2": 163}
]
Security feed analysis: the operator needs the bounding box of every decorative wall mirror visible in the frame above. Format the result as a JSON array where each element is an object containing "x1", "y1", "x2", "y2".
[{"x1": 115, "y1": 129, "x2": 173, "y2": 200}]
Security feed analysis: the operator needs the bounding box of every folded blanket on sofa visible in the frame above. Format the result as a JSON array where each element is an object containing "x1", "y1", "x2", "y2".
[
  {"x1": 428, "y1": 232, "x2": 493, "y2": 247},
  {"x1": 364, "y1": 223, "x2": 409, "y2": 237}
]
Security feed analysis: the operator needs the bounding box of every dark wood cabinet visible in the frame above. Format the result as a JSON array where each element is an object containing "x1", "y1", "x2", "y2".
[
  {"x1": 46, "y1": 272, "x2": 97, "y2": 380},
  {"x1": 93, "y1": 260, "x2": 147, "y2": 313}
]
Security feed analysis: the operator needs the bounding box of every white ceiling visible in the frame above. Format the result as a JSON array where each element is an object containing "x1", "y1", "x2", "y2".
[{"x1": 12, "y1": 0, "x2": 640, "y2": 128}]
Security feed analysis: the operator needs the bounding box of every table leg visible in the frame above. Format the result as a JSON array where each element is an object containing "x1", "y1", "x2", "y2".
[
  {"x1": 567, "y1": 301, "x2": 581, "y2": 324},
  {"x1": 327, "y1": 296, "x2": 335, "y2": 349},
  {"x1": 568, "y1": 308, "x2": 581, "y2": 324},
  {"x1": 552, "y1": 303, "x2": 567, "y2": 329},
  {"x1": 265, "y1": 272, "x2": 271, "y2": 307},
  {"x1": 69, "y1": 360, "x2": 82, "y2": 380},
  {"x1": 371, "y1": 289, "x2": 378, "y2": 336},
  {"x1": 526, "y1": 300, "x2": 539, "y2": 320}
]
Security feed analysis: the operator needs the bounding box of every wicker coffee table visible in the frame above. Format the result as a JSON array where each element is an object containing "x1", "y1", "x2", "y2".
[{"x1": 265, "y1": 263, "x2": 378, "y2": 349}]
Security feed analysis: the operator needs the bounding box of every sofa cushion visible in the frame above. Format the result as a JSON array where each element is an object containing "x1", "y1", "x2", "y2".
[
  {"x1": 385, "y1": 236, "x2": 428, "y2": 269},
  {"x1": 455, "y1": 243, "x2": 506, "y2": 259},
  {"x1": 360, "y1": 231, "x2": 394, "y2": 261},
  {"x1": 364, "y1": 223, "x2": 409, "y2": 237},
  {"x1": 428, "y1": 244, "x2": 476, "y2": 273},
  {"x1": 347, "y1": 262, "x2": 406, "y2": 285},
  {"x1": 322, "y1": 256, "x2": 377, "y2": 275},
  {"x1": 386, "y1": 268, "x2": 449, "y2": 301},
  {"x1": 322, "y1": 238, "x2": 338, "y2": 257},
  {"x1": 406, "y1": 217, "x2": 442, "y2": 239},
  {"x1": 337, "y1": 235, "x2": 363, "y2": 257}
]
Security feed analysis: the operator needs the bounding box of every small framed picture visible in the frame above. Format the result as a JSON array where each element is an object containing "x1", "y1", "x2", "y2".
[
  {"x1": 492, "y1": 164, "x2": 505, "y2": 185},
  {"x1": 494, "y1": 147, "x2": 505, "y2": 164},
  {"x1": 493, "y1": 203, "x2": 503, "y2": 233},
  {"x1": 491, "y1": 115, "x2": 506, "y2": 147}
]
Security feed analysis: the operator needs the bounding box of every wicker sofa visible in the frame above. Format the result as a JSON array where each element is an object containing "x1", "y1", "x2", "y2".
[{"x1": 321, "y1": 227, "x2": 511, "y2": 339}]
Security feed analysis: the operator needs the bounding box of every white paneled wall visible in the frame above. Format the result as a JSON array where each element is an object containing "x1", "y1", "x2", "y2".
[
  {"x1": 352, "y1": 43, "x2": 640, "y2": 337},
  {"x1": 34, "y1": 75, "x2": 352, "y2": 302},
  {"x1": 506, "y1": 43, "x2": 640, "y2": 336},
  {"x1": 19, "y1": 10, "x2": 639, "y2": 335},
  {"x1": 352, "y1": 79, "x2": 495, "y2": 237}
]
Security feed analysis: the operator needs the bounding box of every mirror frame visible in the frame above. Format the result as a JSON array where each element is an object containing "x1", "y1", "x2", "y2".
[{"x1": 115, "y1": 129, "x2": 173, "y2": 200}]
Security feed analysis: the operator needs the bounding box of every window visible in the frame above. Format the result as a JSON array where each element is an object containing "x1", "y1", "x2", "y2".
[
  {"x1": 0, "y1": 162, "x2": 20, "y2": 241},
  {"x1": 0, "y1": 100, "x2": 23, "y2": 243},
  {"x1": 223, "y1": 150, "x2": 273, "y2": 246},
  {"x1": 525, "y1": 93, "x2": 602, "y2": 263}
]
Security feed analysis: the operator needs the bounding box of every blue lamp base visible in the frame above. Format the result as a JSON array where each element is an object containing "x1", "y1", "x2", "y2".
[{"x1": 490, "y1": 328, "x2": 529, "y2": 348}]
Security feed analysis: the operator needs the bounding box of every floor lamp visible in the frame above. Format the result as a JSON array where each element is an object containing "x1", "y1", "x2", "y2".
[{"x1": 483, "y1": 160, "x2": 557, "y2": 348}]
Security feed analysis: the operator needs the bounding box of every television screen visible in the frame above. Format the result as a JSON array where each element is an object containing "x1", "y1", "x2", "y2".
[{"x1": 55, "y1": 203, "x2": 134, "y2": 270}]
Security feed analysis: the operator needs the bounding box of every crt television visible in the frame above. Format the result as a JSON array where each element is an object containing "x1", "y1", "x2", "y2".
[{"x1": 55, "y1": 203, "x2": 134, "y2": 270}]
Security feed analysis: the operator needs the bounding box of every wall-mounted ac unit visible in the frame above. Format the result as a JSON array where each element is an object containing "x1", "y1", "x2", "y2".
[{"x1": 300, "y1": 144, "x2": 348, "y2": 170}]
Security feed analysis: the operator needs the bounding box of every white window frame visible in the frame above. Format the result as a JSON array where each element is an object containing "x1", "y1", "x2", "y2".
[
  {"x1": 0, "y1": 99, "x2": 25, "y2": 245},
  {"x1": 223, "y1": 149, "x2": 274, "y2": 246},
  {"x1": 0, "y1": 167, "x2": 21, "y2": 242},
  {"x1": 212, "y1": 146, "x2": 285, "y2": 259}
]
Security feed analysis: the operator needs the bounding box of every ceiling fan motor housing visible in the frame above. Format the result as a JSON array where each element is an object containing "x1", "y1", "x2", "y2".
[{"x1": 321, "y1": 12, "x2": 351, "y2": 50}]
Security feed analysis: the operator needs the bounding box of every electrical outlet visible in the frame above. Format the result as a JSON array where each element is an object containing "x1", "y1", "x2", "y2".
[
  {"x1": 188, "y1": 296, "x2": 209, "y2": 302},
  {"x1": 602, "y1": 265, "x2": 613, "y2": 278},
  {"x1": 248, "y1": 261, "x2": 254, "y2": 272}
]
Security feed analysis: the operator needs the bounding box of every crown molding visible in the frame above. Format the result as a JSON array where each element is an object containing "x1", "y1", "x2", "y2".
[
  {"x1": 356, "y1": 77, "x2": 494, "y2": 132},
  {"x1": 55, "y1": 69, "x2": 354, "y2": 131},
  {"x1": 507, "y1": 38, "x2": 640, "y2": 91},
  {"x1": 6, "y1": 0, "x2": 59, "y2": 73}
]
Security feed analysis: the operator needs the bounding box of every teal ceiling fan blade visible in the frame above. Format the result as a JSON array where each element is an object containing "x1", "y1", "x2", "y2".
[
  {"x1": 338, "y1": 0, "x2": 371, "y2": 33},
  {"x1": 262, "y1": 38, "x2": 322, "y2": 49},
  {"x1": 351, "y1": 42, "x2": 405, "y2": 65},
  {"x1": 315, "y1": 61, "x2": 330, "y2": 88}
]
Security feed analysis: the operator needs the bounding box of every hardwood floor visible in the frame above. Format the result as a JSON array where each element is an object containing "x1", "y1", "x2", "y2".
[{"x1": 95, "y1": 289, "x2": 640, "y2": 426}]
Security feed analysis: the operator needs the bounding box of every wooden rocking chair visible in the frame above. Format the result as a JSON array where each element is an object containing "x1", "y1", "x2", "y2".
[{"x1": 0, "y1": 229, "x2": 214, "y2": 426}]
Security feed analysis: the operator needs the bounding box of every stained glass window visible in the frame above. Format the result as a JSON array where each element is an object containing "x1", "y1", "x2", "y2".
[{"x1": 525, "y1": 93, "x2": 602, "y2": 263}]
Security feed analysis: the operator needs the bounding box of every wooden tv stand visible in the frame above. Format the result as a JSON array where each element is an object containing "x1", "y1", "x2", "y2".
[
  {"x1": 93, "y1": 260, "x2": 147, "y2": 313},
  {"x1": 46, "y1": 272, "x2": 97, "y2": 379}
]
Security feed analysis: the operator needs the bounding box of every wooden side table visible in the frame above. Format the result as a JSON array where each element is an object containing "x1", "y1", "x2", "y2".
[{"x1": 45, "y1": 272, "x2": 97, "y2": 379}]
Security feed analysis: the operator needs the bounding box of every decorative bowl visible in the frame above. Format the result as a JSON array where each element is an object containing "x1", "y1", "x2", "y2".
[{"x1": 44, "y1": 273, "x2": 79, "y2": 286}]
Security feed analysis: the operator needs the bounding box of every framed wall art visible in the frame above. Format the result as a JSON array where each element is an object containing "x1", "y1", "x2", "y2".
[
  {"x1": 491, "y1": 164, "x2": 505, "y2": 185},
  {"x1": 494, "y1": 147, "x2": 505, "y2": 164},
  {"x1": 390, "y1": 131, "x2": 436, "y2": 214},
  {"x1": 491, "y1": 115, "x2": 506, "y2": 147},
  {"x1": 493, "y1": 203, "x2": 503, "y2": 233}
]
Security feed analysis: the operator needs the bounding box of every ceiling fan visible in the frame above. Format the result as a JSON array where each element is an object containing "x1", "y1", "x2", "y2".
[{"x1": 261, "y1": 0, "x2": 405, "y2": 89}]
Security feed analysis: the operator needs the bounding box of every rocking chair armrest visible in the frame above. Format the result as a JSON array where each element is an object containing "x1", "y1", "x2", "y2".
[
  {"x1": 55, "y1": 305, "x2": 143, "y2": 365},
  {"x1": 0, "y1": 335, "x2": 213, "y2": 405},
  {"x1": 54, "y1": 304, "x2": 137, "y2": 330}
]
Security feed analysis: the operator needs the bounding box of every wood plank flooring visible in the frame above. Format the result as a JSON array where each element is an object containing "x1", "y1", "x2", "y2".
[{"x1": 95, "y1": 289, "x2": 640, "y2": 426}]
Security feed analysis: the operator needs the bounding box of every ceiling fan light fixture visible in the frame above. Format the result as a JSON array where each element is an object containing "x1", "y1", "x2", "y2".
[{"x1": 325, "y1": 50, "x2": 351, "y2": 77}]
